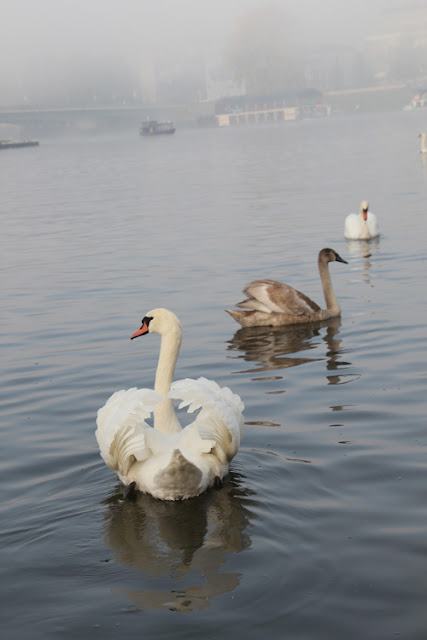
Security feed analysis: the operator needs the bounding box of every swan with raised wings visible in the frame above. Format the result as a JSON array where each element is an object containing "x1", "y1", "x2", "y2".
[
  {"x1": 96, "y1": 308, "x2": 244, "y2": 500},
  {"x1": 225, "y1": 248, "x2": 347, "y2": 328},
  {"x1": 344, "y1": 200, "x2": 379, "y2": 240}
]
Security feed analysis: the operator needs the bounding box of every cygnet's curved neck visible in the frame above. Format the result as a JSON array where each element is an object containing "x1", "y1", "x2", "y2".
[
  {"x1": 154, "y1": 326, "x2": 182, "y2": 434},
  {"x1": 318, "y1": 257, "x2": 340, "y2": 316}
]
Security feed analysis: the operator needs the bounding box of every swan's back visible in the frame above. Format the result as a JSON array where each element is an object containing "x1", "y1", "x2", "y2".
[{"x1": 237, "y1": 278, "x2": 320, "y2": 316}]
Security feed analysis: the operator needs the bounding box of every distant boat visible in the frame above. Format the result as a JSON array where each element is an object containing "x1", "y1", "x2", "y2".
[
  {"x1": 139, "y1": 120, "x2": 175, "y2": 136},
  {"x1": 0, "y1": 139, "x2": 39, "y2": 150},
  {"x1": 403, "y1": 89, "x2": 427, "y2": 111}
]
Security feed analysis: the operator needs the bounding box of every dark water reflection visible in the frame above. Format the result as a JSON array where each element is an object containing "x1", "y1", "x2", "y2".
[
  {"x1": 102, "y1": 473, "x2": 255, "y2": 612},
  {"x1": 227, "y1": 317, "x2": 351, "y2": 381}
]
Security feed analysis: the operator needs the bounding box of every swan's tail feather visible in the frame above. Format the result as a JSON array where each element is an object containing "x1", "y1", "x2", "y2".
[
  {"x1": 96, "y1": 388, "x2": 161, "y2": 477},
  {"x1": 225, "y1": 308, "x2": 261, "y2": 327},
  {"x1": 153, "y1": 450, "x2": 203, "y2": 499}
]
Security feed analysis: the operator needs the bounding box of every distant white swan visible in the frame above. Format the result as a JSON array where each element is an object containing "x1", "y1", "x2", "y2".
[
  {"x1": 344, "y1": 200, "x2": 379, "y2": 240},
  {"x1": 96, "y1": 308, "x2": 244, "y2": 500},
  {"x1": 419, "y1": 132, "x2": 427, "y2": 154},
  {"x1": 225, "y1": 248, "x2": 347, "y2": 328}
]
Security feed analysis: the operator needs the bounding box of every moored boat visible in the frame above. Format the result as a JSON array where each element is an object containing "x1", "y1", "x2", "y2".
[
  {"x1": 0, "y1": 139, "x2": 39, "y2": 150},
  {"x1": 139, "y1": 120, "x2": 175, "y2": 136}
]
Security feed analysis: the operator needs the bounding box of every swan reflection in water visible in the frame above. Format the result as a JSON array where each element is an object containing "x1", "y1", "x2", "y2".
[
  {"x1": 346, "y1": 236, "x2": 380, "y2": 285},
  {"x1": 101, "y1": 471, "x2": 255, "y2": 612},
  {"x1": 227, "y1": 317, "x2": 348, "y2": 376}
]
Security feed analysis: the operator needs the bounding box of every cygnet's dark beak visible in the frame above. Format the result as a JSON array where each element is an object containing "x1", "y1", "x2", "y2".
[{"x1": 335, "y1": 252, "x2": 348, "y2": 264}]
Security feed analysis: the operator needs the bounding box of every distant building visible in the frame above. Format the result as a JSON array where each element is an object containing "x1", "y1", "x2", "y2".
[
  {"x1": 305, "y1": 45, "x2": 372, "y2": 92},
  {"x1": 205, "y1": 61, "x2": 246, "y2": 102},
  {"x1": 214, "y1": 89, "x2": 329, "y2": 127},
  {"x1": 365, "y1": 0, "x2": 427, "y2": 85}
]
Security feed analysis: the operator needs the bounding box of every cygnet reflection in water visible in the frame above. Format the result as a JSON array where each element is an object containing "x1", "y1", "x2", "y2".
[
  {"x1": 101, "y1": 471, "x2": 255, "y2": 612},
  {"x1": 227, "y1": 317, "x2": 346, "y2": 375}
]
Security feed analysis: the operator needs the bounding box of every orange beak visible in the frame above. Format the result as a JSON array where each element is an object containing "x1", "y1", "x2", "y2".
[
  {"x1": 363, "y1": 209, "x2": 368, "y2": 220},
  {"x1": 130, "y1": 320, "x2": 149, "y2": 340}
]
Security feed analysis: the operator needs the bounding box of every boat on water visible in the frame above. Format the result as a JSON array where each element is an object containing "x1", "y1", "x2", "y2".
[
  {"x1": 0, "y1": 139, "x2": 39, "y2": 150},
  {"x1": 403, "y1": 89, "x2": 427, "y2": 110},
  {"x1": 139, "y1": 120, "x2": 175, "y2": 136}
]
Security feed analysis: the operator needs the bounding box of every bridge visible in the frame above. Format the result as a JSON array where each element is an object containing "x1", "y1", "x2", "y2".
[{"x1": 0, "y1": 102, "x2": 214, "y2": 137}]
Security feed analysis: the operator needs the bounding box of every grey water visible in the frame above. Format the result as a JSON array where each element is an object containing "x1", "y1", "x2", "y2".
[{"x1": 1, "y1": 109, "x2": 426, "y2": 639}]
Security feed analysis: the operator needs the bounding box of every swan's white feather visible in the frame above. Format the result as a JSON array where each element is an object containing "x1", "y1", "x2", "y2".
[
  {"x1": 169, "y1": 376, "x2": 244, "y2": 459},
  {"x1": 96, "y1": 388, "x2": 161, "y2": 475}
]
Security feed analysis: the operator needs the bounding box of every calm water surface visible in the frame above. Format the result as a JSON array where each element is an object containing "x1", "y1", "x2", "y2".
[{"x1": 1, "y1": 110, "x2": 427, "y2": 639}]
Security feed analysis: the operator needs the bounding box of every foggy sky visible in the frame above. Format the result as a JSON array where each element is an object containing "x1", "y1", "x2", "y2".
[{"x1": 0, "y1": 0, "x2": 387, "y2": 106}]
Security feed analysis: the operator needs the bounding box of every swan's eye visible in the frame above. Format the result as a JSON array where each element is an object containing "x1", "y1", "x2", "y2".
[{"x1": 142, "y1": 316, "x2": 153, "y2": 326}]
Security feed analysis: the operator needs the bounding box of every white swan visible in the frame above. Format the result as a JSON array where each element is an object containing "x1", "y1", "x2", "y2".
[
  {"x1": 419, "y1": 132, "x2": 427, "y2": 153},
  {"x1": 96, "y1": 308, "x2": 244, "y2": 501},
  {"x1": 344, "y1": 200, "x2": 379, "y2": 240},
  {"x1": 225, "y1": 248, "x2": 347, "y2": 328}
]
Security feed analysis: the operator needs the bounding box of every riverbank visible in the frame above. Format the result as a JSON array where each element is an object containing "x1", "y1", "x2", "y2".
[{"x1": 0, "y1": 84, "x2": 413, "y2": 137}]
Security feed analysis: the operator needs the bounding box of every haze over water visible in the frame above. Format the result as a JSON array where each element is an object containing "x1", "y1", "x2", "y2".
[
  {"x1": 0, "y1": 0, "x2": 387, "y2": 107},
  {"x1": 1, "y1": 108, "x2": 427, "y2": 638}
]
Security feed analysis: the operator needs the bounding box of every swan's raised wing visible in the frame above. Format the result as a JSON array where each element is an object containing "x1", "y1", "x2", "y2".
[
  {"x1": 169, "y1": 377, "x2": 244, "y2": 462},
  {"x1": 238, "y1": 279, "x2": 320, "y2": 316},
  {"x1": 96, "y1": 388, "x2": 162, "y2": 476}
]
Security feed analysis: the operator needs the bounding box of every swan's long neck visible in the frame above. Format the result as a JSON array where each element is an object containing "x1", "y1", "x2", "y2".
[
  {"x1": 422, "y1": 134, "x2": 426, "y2": 152},
  {"x1": 319, "y1": 258, "x2": 340, "y2": 316},
  {"x1": 154, "y1": 328, "x2": 182, "y2": 434},
  {"x1": 358, "y1": 209, "x2": 370, "y2": 239}
]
